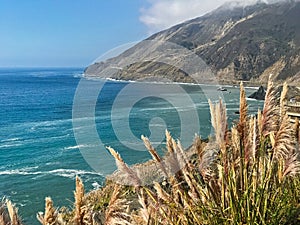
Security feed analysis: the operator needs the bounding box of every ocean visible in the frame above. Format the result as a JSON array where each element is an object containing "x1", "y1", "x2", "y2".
[{"x1": 0, "y1": 68, "x2": 263, "y2": 224}]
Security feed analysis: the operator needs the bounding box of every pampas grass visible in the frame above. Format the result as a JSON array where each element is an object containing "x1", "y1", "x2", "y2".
[
  {"x1": 104, "y1": 185, "x2": 131, "y2": 225},
  {"x1": 128, "y1": 80, "x2": 300, "y2": 225},
  {"x1": 27, "y1": 80, "x2": 300, "y2": 225},
  {"x1": 107, "y1": 147, "x2": 141, "y2": 187},
  {"x1": 0, "y1": 199, "x2": 23, "y2": 225},
  {"x1": 37, "y1": 197, "x2": 59, "y2": 225},
  {"x1": 74, "y1": 176, "x2": 84, "y2": 225},
  {"x1": 280, "y1": 82, "x2": 288, "y2": 118}
]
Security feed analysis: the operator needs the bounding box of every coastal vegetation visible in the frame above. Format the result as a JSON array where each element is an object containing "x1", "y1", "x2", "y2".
[{"x1": 1, "y1": 81, "x2": 300, "y2": 224}]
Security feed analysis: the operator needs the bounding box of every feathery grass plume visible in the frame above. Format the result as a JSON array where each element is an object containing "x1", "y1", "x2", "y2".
[
  {"x1": 245, "y1": 116, "x2": 258, "y2": 163},
  {"x1": 280, "y1": 82, "x2": 288, "y2": 118},
  {"x1": 136, "y1": 189, "x2": 150, "y2": 224},
  {"x1": 73, "y1": 176, "x2": 85, "y2": 225},
  {"x1": 165, "y1": 130, "x2": 175, "y2": 154},
  {"x1": 176, "y1": 140, "x2": 201, "y2": 199},
  {"x1": 238, "y1": 82, "x2": 248, "y2": 141},
  {"x1": 257, "y1": 109, "x2": 263, "y2": 136},
  {"x1": 175, "y1": 140, "x2": 191, "y2": 170},
  {"x1": 261, "y1": 79, "x2": 279, "y2": 136},
  {"x1": 193, "y1": 135, "x2": 205, "y2": 156},
  {"x1": 231, "y1": 126, "x2": 240, "y2": 161},
  {"x1": 0, "y1": 200, "x2": 7, "y2": 225},
  {"x1": 283, "y1": 154, "x2": 300, "y2": 177},
  {"x1": 6, "y1": 200, "x2": 22, "y2": 225},
  {"x1": 153, "y1": 182, "x2": 172, "y2": 204},
  {"x1": 141, "y1": 135, "x2": 161, "y2": 163},
  {"x1": 272, "y1": 114, "x2": 296, "y2": 160},
  {"x1": 209, "y1": 99, "x2": 228, "y2": 178},
  {"x1": 107, "y1": 146, "x2": 141, "y2": 187},
  {"x1": 37, "y1": 197, "x2": 58, "y2": 225},
  {"x1": 141, "y1": 135, "x2": 168, "y2": 177},
  {"x1": 164, "y1": 130, "x2": 181, "y2": 175},
  {"x1": 104, "y1": 184, "x2": 131, "y2": 225},
  {"x1": 0, "y1": 199, "x2": 23, "y2": 225},
  {"x1": 193, "y1": 135, "x2": 214, "y2": 179},
  {"x1": 208, "y1": 99, "x2": 227, "y2": 149}
]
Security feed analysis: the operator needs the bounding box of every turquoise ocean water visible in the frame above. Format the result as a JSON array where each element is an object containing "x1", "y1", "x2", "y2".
[{"x1": 0, "y1": 68, "x2": 263, "y2": 224}]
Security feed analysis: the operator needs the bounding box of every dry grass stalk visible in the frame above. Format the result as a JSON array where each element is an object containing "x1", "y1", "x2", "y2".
[
  {"x1": 0, "y1": 200, "x2": 23, "y2": 225},
  {"x1": 231, "y1": 126, "x2": 240, "y2": 161},
  {"x1": 104, "y1": 185, "x2": 131, "y2": 225},
  {"x1": 164, "y1": 131, "x2": 181, "y2": 175},
  {"x1": 245, "y1": 116, "x2": 258, "y2": 163},
  {"x1": 262, "y1": 80, "x2": 279, "y2": 136},
  {"x1": 176, "y1": 141, "x2": 200, "y2": 198},
  {"x1": 238, "y1": 82, "x2": 248, "y2": 141},
  {"x1": 165, "y1": 130, "x2": 175, "y2": 154},
  {"x1": 273, "y1": 114, "x2": 296, "y2": 160},
  {"x1": 37, "y1": 197, "x2": 58, "y2": 225},
  {"x1": 141, "y1": 135, "x2": 161, "y2": 163},
  {"x1": 1, "y1": 201, "x2": 14, "y2": 225},
  {"x1": 208, "y1": 99, "x2": 227, "y2": 149},
  {"x1": 6, "y1": 200, "x2": 20, "y2": 225},
  {"x1": 283, "y1": 154, "x2": 300, "y2": 177},
  {"x1": 0, "y1": 201, "x2": 7, "y2": 225},
  {"x1": 257, "y1": 109, "x2": 263, "y2": 136},
  {"x1": 74, "y1": 176, "x2": 85, "y2": 225},
  {"x1": 153, "y1": 182, "x2": 172, "y2": 203},
  {"x1": 107, "y1": 147, "x2": 141, "y2": 187},
  {"x1": 280, "y1": 82, "x2": 288, "y2": 118},
  {"x1": 136, "y1": 189, "x2": 150, "y2": 224},
  {"x1": 141, "y1": 135, "x2": 168, "y2": 177}
]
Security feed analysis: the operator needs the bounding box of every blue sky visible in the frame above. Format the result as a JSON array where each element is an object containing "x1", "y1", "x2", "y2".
[{"x1": 0, "y1": 0, "x2": 232, "y2": 68}]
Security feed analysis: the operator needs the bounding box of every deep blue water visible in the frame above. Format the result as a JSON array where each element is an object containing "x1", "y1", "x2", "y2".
[{"x1": 0, "y1": 68, "x2": 264, "y2": 224}]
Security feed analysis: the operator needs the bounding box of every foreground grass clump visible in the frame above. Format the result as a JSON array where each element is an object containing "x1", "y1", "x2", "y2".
[
  {"x1": 0, "y1": 199, "x2": 24, "y2": 225},
  {"x1": 5, "y1": 81, "x2": 299, "y2": 225},
  {"x1": 104, "y1": 81, "x2": 300, "y2": 225}
]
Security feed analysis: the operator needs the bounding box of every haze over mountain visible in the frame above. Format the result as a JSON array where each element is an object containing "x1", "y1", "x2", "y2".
[{"x1": 85, "y1": 0, "x2": 300, "y2": 84}]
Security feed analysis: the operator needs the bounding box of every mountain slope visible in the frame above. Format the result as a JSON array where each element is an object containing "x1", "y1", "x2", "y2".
[{"x1": 85, "y1": 1, "x2": 300, "y2": 84}]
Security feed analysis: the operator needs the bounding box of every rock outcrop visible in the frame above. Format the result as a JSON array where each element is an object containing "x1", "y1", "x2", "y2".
[{"x1": 248, "y1": 86, "x2": 266, "y2": 100}]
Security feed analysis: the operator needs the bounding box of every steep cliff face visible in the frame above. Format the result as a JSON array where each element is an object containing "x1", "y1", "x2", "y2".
[{"x1": 85, "y1": 1, "x2": 300, "y2": 84}]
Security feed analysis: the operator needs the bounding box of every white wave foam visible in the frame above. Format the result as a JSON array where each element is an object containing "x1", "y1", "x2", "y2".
[
  {"x1": 0, "y1": 134, "x2": 72, "y2": 149},
  {"x1": 92, "y1": 181, "x2": 101, "y2": 189},
  {"x1": 63, "y1": 144, "x2": 96, "y2": 150},
  {"x1": 48, "y1": 169, "x2": 103, "y2": 178},
  {"x1": 0, "y1": 137, "x2": 20, "y2": 143},
  {"x1": 0, "y1": 143, "x2": 23, "y2": 149},
  {"x1": 0, "y1": 169, "x2": 42, "y2": 176},
  {"x1": 0, "y1": 167, "x2": 103, "y2": 178}
]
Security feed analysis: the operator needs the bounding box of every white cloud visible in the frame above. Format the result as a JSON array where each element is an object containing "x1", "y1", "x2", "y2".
[
  {"x1": 139, "y1": 0, "x2": 285, "y2": 34},
  {"x1": 139, "y1": 0, "x2": 229, "y2": 34}
]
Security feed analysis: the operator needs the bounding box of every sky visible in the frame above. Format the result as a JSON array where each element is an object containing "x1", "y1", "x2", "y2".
[{"x1": 0, "y1": 0, "x2": 276, "y2": 67}]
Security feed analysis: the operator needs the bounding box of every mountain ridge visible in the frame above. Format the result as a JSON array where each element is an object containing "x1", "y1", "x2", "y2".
[{"x1": 85, "y1": 0, "x2": 300, "y2": 85}]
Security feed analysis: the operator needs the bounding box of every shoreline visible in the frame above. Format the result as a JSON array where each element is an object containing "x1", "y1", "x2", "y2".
[{"x1": 83, "y1": 74, "x2": 262, "y2": 89}]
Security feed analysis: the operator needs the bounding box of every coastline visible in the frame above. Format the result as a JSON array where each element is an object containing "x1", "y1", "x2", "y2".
[{"x1": 83, "y1": 74, "x2": 261, "y2": 90}]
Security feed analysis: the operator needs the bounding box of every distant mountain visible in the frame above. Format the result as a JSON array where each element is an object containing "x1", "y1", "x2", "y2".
[{"x1": 85, "y1": 0, "x2": 300, "y2": 84}]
